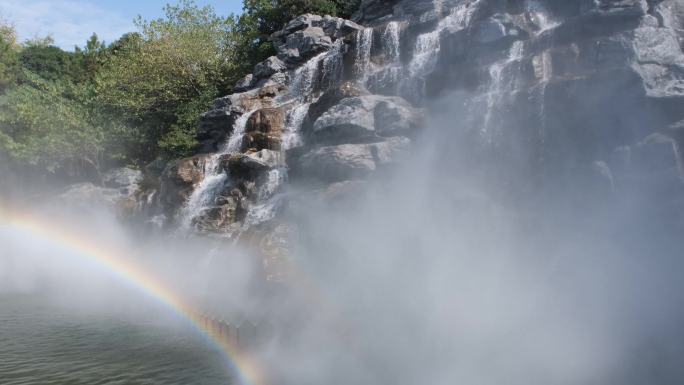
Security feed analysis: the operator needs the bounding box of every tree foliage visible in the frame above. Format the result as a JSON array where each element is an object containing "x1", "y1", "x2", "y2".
[
  {"x1": 0, "y1": 70, "x2": 106, "y2": 172},
  {"x1": 0, "y1": 19, "x2": 19, "y2": 92},
  {"x1": 95, "y1": 0, "x2": 238, "y2": 160}
]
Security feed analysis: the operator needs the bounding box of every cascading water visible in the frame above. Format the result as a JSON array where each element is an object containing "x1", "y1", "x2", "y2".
[
  {"x1": 241, "y1": 44, "x2": 347, "y2": 229},
  {"x1": 382, "y1": 21, "x2": 401, "y2": 64},
  {"x1": 178, "y1": 156, "x2": 226, "y2": 230},
  {"x1": 481, "y1": 40, "x2": 525, "y2": 141},
  {"x1": 365, "y1": 21, "x2": 403, "y2": 93},
  {"x1": 245, "y1": 169, "x2": 287, "y2": 226},
  {"x1": 399, "y1": 2, "x2": 479, "y2": 101},
  {"x1": 319, "y1": 40, "x2": 345, "y2": 92},
  {"x1": 282, "y1": 103, "x2": 310, "y2": 150},
  {"x1": 354, "y1": 28, "x2": 374, "y2": 84},
  {"x1": 478, "y1": 0, "x2": 556, "y2": 142},
  {"x1": 178, "y1": 111, "x2": 255, "y2": 231},
  {"x1": 289, "y1": 52, "x2": 325, "y2": 100},
  {"x1": 179, "y1": 0, "x2": 558, "y2": 233}
]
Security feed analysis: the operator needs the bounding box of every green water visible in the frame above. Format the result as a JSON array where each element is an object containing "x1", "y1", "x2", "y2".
[{"x1": 0, "y1": 295, "x2": 233, "y2": 385}]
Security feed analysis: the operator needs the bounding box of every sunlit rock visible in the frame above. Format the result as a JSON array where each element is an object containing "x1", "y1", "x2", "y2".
[
  {"x1": 157, "y1": 155, "x2": 213, "y2": 215},
  {"x1": 312, "y1": 95, "x2": 423, "y2": 144},
  {"x1": 296, "y1": 137, "x2": 410, "y2": 182},
  {"x1": 243, "y1": 107, "x2": 286, "y2": 152}
]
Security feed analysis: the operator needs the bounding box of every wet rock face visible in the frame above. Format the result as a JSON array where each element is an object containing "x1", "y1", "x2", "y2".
[
  {"x1": 157, "y1": 155, "x2": 212, "y2": 216},
  {"x1": 311, "y1": 95, "x2": 423, "y2": 144},
  {"x1": 222, "y1": 150, "x2": 286, "y2": 180},
  {"x1": 147, "y1": 0, "x2": 684, "y2": 242},
  {"x1": 243, "y1": 108, "x2": 286, "y2": 152},
  {"x1": 58, "y1": 167, "x2": 142, "y2": 214},
  {"x1": 296, "y1": 137, "x2": 411, "y2": 182}
]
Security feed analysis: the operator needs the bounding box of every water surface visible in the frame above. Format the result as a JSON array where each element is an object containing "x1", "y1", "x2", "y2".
[{"x1": 0, "y1": 294, "x2": 232, "y2": 385}]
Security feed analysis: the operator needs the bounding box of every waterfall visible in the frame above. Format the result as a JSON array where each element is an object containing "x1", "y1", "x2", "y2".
[
  {"x1": 382, "y1": 21, "x2": 401, "y2": 64},
  {"x1": 177, "y1": 155, "x2": 226, "y2": 230},
  {"x1": 319, "y1": 40, "x2": 345, "y2": 92},
  {"x1": 178, "y1": 110, "x2": 255, "y2": 230},
  {"x1": 354, "y1": 28, "x2": 374, "y2": 84},
  {"x1": 281, "y1": 40, "x2": 345, "y2": 150},
  {"x1": 179, "y1": 0, "x2": 515, "y2": 233},
  {"x1": 282, "y1": 103, "x2": 310, "y2": 150},
  {"x1": 245, "y1": 169, "x2": 286, "y2": 226},
  {"x1": 224, "y1": 109, "x2": 254, "y2": 153},
  {"x1": 240, "y1": 45, "x2": 347, "y2": 229},
  {"x1": 408, "y1": 2, "x2": 476, "y2": 76},
  {"x1": 482, "y1": 40, "x2": 525, "y2": 141},
  {"x1": 289, "y1": 52, "x2": 325, "y2": 100},
  {"x1": 287, "y1": 39, "x2": 344, "y2": 103},
  {"x1": 399, "y1": 2, "x2": 478, "y2": 100}
]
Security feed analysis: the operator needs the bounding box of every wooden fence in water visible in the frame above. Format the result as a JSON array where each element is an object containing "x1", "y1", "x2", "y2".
[{"x1": 195, "y1": 313, "x2": 274, "y2": 350}]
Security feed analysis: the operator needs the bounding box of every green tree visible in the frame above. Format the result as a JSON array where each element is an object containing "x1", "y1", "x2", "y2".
[
  {"x1": 18, "y1": 43, "x2": 80, "y2": 83},
  {"x1": 95, "y1": 0, "x2": 238, "y2": 160},
  {"x1": 73, "y1": 33, "x2": 108, "y2": 82},
  {"x1": 0, "y1": 18, "x2": 19, "y2": 92},
  {"x1": 0, "y1": 70, "x2": 106, "y2": 173}
]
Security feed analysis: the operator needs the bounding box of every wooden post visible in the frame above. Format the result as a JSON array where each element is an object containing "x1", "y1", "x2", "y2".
[{"x1": 238, "y1": 321, "x2": 257, "y2": 349}]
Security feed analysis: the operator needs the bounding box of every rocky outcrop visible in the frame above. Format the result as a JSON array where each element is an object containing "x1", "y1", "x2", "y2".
[
  {"x1": 198, "y1": 80, "x2": 288, "y2": 153},
  {"x1": 296, "y1": 137, "x2": 411, "y2": 182},
  {"x1": 311, "y1": 95, "x2": 423, "y2": 144},
  {"x1": 150, "y1": 14, "x2": 373, "y2": 234},
  {"x1": 242, "y1": 107, "x2": 286, "y2": 152},
  {"x1": 271, "y1": 14, "x2": 363, "y2": 66},
  {"x1": 139, "y1": 0, "x2": 684, "y2": 262},
  {"x1": 102, "y1": 168, "x2": 142, "y2": 196},
  {"x1": 157, "y1": 155, "x2": 212, "y2": 217},
  {"x1": 57, "y1": 167, "x2": 142, "y2": 216},
  {"x1": 222, "y1": 150, "x2": 286, "y2": 180}
]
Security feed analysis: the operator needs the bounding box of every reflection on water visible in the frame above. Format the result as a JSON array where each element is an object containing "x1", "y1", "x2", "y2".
[{"x1": 0, "y1": 295, "x2": 232, "y2": 385}]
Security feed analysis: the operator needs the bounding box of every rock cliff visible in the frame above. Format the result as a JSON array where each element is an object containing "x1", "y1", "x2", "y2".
[{"x1": 140, "y1": 0, "x2": 683, "y2": 267}]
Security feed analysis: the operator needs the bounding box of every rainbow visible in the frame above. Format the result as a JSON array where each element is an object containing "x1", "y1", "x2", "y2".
[{"x1": 0, "y1": 206, "x2": 267, "y2": 385}]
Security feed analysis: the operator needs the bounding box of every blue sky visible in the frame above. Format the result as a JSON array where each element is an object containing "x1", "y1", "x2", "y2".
[{"x1": 0, "y1": 0, "x2": 244, "y2": 49}]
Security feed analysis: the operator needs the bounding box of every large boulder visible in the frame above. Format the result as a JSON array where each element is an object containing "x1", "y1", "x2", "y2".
[
  {"x1": 158, "y1": 155, "x2": 213, "y2": 215},
  {"x1": 193, "y1": 194, "x2": 247, "y2": 233},
  {"x1": 312, "y1": 96, "x2": 377, "y2": 142},
  {"x1": 582, "y1": 0, "x2": 648, "y2": 17},
  {"x1": 276, "y1": 27, "x2": 333, "y2": 66},
  {"x1": 311, "y1": 95, "x2": 423, "y2": 144},
  {"x1": 254, "y1": 57, "x2": 288, "y2": 80},
  {"x1": 242, "y1": 107, "x2": 287, "y2": 152},
  {"x1": 102, "y1": 167, "x2": 142, "y2": 196},
  {"x1": 199, "y1": 87, "x2": 287, "y2": 152},
  {"x1": 198, "y1": 99, "x2": 240, "y2": 153},
  {"x1": 632, "y1": 25, "x2": 684, "y2": 98},
  {"x1": 296, "y1": 137, "x2": 411, "y2": 182},
  {"x1": 304, "y1": 82, "x2": 370, "y2": 131},
  {"x1": 473, "y1": 14, "x2": 526, "y2": 45},
  {"x1": 222, "y1": 150, "x2": 285, "y2": 180},
  {"x1": 58, "y1": 183, "x2": 136, "y2": 214},
  {"x1": 246, "y1": 108, "x2": 286, "y2": 134},
  {"x1": 55, "y1": 166, "x2": 143, "y2": 217},
  {"x1": 273, "y1": 14, "x2": 363, "y2": 41},
  {"x1": 271, "y1": 14, "x2": 362, "y2": 67}
]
